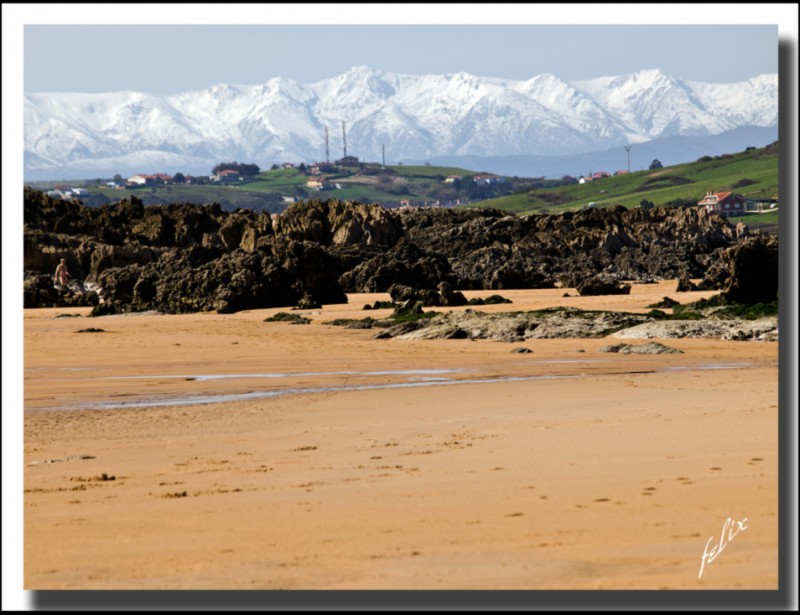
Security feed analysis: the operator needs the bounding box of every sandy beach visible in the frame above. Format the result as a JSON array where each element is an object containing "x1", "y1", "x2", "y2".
[{"x1": 23, "y1": 281, "x2": 778, "y2": 590}]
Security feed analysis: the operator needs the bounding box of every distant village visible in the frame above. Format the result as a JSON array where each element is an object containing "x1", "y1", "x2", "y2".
[{"x1": 42, "y1": 153, "x2": 777, "y2": 218}]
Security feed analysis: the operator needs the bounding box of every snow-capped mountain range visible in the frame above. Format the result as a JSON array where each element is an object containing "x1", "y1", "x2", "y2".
[{"x1": 24, "y1": 66, "x2": 778, "y2": 180}]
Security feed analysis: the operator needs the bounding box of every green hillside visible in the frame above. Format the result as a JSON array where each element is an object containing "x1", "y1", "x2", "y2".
[
  {"x1": 28, "y1": 143, "x2": 779, "y2": 231},
  {"x1": 230, "y1": 163, "x2": 492, "y2": 205},
  {"x1": 468, "y1": 141, "x2": 779, "y2": 217}
]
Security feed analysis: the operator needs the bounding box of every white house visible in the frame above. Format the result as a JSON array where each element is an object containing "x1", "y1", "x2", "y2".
[
  {"x1": 306, "y1": 176, "x2": 332, "y2": 190},
  {"x1": 127, "y1": 174, "x2": 155, "y2": 186},
  {"x1": 473, "y1": 173, "x2": 505, "y2": 185},
  {"x1": 211, "y1": 169, "x2": 241, "y2": 184}
]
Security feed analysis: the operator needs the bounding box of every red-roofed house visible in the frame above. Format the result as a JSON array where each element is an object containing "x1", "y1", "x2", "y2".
[
  {"x1": 698, "y1": 191, "x2": 746, "y2": 217},
  {"x1": 212, "y1": 169, "x2": 241, "y2": 184}
]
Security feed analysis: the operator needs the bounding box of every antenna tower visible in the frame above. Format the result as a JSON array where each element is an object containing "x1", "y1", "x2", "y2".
[
  {"x1": 342, "y1": 121, "x2": 347, "y2": 159},
  {"x1": 324, "y1": 126, "x2": 330, "y2": 163},
  {"x1": 382, "y1": 144, "x2": 385, "y2": 167}
]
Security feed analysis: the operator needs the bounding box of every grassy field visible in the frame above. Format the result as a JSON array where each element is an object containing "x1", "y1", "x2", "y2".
[
  {"x1": 221, "y1": 164, "x2": 481, "y2": 203},
  {"x1": 469, "y1": 143, "x2": 779, "y2": 216},
  {"x1": 229, "y1": 168, "x2": 308, "y2": 192},
  {"x1": 314, "y1": 185, "x2": 405, "y2": 203},
  {"x1": 32, "y1": 143, "x2": 779, "y2": 230},
  {"x1": 92, "y1": 185, "x2": 239, "y2": 203},
  {"x1": 385, "y1": 165, "x2": 479, "y2": 179},
  {"x1": 725, "y1": 209, "x2": 780, "y2": 234}
]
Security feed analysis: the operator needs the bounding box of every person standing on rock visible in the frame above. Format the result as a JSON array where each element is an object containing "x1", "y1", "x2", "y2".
[{"x1": 54, "y1": 258, "x2": 70, "y2": 286}]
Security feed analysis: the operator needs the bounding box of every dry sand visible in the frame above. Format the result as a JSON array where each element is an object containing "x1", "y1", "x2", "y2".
[{"x1": 23, "y1": 281, "x2": 778, "y2": 590}]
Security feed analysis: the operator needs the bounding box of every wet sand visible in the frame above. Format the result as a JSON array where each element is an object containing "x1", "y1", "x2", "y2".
[{"x1": 22, "y1": 282, "x2": 778, "y2": 589}]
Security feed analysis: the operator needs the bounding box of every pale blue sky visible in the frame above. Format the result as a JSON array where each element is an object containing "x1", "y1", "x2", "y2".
[{"x1": 24, "y1": 23, "x2": 779, "y2": 95}]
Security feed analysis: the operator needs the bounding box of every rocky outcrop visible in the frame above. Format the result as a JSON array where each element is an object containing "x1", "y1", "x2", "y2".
[
  {"x1": 720, "y1": 235, "x2": 779, "y2": 304},
  {"x1": 94, "y1": 238, "x2": 347, "y2": 315},
  {"x1": 576, "y1": 277, "x2": 631, "y2": 296},
  {"x1": 598, "y1": 342, "x2": 683, "y2": 354},
  {"x1": 385, "y1": 281, "x2": 468, "y2": 308},
  {"x1": 612, "y1": 318, "x2": 778, "y2": 342},
  {"x1": 23, "y1": 272, "x2": 99, "y2": 308},
  {"x1": 338, "y1": 239, "x2": 455, "y2": 293},
  {"x1": 275, "y1": 199, "x2": 402, "y2": 247},
  {"x1": 383, "y1": 308, "x2": 653, "y2": 342},
  {"x1": 23, "y1": 188, "x2": 772, "y2": 313}
]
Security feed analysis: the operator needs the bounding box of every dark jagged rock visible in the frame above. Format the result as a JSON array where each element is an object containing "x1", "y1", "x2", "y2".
[
  {"x1": 339, "y1": 239, "x2": 455, "y2": 293},
  {"x1": 276, "y1": 198, "x2": 402, "y2": 247},
  {"x1": 437, "y1": 281, "x2": 468, "y2": 307},
  {"x1": 23, "y1": 271, "x2": 99, "y2": 308},
  {"x1": 576, "y1": 277, "x2": 631, "y2": 296},
  {"x1": 23, "y1": 188, "x2": 771, "y2": 313},
  {"x1": 720, "y1": 235, "x2": 779, "y2": 304},
  {"x1": 468, "y1": 295, "x2": 512, "y2": 305},
  {"x1": 388, "y1": 284, "x2": 441, "y2": 308},
  {"x1": 93, "y1": 238, "x2": 347, "y2": 315},
  {"x1": 676, "y1": 275, "x2": 700, "y2": 292}
]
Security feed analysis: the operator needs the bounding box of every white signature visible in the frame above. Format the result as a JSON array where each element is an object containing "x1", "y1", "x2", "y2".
[{"x1": 698, "y1": 517, "x2": 748, "y2": 579}]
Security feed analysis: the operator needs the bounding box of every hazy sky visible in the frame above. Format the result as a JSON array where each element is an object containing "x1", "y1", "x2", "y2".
[
  {"x1": 24, "y1": 24, "x2": 778, "y2": 95},
  {"x1": 19, "y1": 10, "x2": 783, "y2": 96}
]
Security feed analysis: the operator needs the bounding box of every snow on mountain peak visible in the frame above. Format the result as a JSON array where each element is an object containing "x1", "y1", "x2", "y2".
[{"x1": 25, "y1": 67, "x2": 778, "y2": 179}]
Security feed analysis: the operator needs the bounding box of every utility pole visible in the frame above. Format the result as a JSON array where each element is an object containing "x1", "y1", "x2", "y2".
[{"x1": 625, "y1": 145, "x2": 632, "y2": 173}]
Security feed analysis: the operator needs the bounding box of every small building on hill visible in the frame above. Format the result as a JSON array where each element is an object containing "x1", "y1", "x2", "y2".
[
  {"x1": 212, "y1": 169, "x2": 241, "y2": 184},
  {"x1": 473, "y1": 173, "x2": 505, "y2": 185},
  {"x1": 306, "y1": 176, "x2": 332, "y2": 190},
  {"x1": 127, "y1": 174, "x2": 156, "y2": 186},
  {"x1": 698, "y1": 191, "x2": 746, "y2": 217}
]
